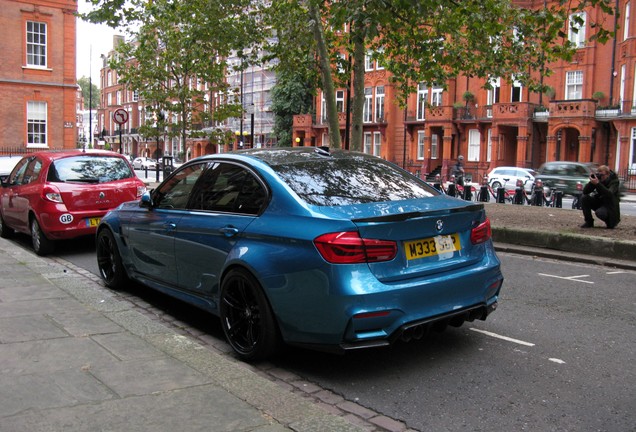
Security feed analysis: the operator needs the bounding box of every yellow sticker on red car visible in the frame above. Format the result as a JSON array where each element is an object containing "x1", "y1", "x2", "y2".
[{"x1": 86, "y1": 217, "x2": 101, "y2": 227}]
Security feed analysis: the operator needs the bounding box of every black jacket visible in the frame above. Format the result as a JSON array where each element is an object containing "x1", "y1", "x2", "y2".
[{"x1": 583, "y1": 170, "x2": 621, "y2": 225}]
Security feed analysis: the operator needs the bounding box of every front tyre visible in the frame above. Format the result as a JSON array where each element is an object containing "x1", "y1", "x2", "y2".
[
  {"x1": 31, "y1": 217, "x2": 54, "y2": 256},
  {"x1": 96, "y1": 228, "x2": 128, "y2": 289},
  {"x1": 220, "y1": 269, "x2": 280, "y2": 362}
]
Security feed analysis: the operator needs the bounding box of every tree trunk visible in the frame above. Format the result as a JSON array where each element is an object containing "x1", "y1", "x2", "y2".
[
  {"x1": 349, "y1": 23, "x2": 367, "y2": 152},
  {"x1": 309, "y1": 1, "x2": 341, "y2": 148}
]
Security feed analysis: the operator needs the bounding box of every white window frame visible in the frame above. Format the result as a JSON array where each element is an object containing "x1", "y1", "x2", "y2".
[
  {"x1": 620, "y1": 64, "x2": 626, "y2": 109},
  {"x1": 364, "y1": 132, "x2": 372, "y2": 154},
  {"x1": 511, "y1": 75, "x2": 523, "y2": 102},
  {"x1": 363, "y1": 88, "x2": 372, "y2": 123},
  {"x1": 431, "y1": 87, "x2": 443, "y2": 107},
  {"x1": 336, "y1": 90, "x2": 345, "y2": 113},
  {"x1": 365, "y1": 52, "x2": 374, "y2": 71},
  {"x1": 373, "y1": 132, "x2": 382, "y2": 157},
  {"x1": 631, "y1": 128, "x2": 636, "y2": 169},
  {"x1": 417, "y1": 131, "x2": 425, "y2": 160},
  {"x1": 26, "y1": 21, "x2": 47, "y2": 68},
  {"x1": 487, "y1": 128, "x2": 492, "y2": 162},
  {"x1": 565, "y1": 71, "x2": 583, "y2": 100},
  {"x1": 468, "y1": 129, "x2": 481, "y2": 162},
  {"x1": 417, "y1": 83, "x2": 428, "y2": 120},
  {"x1": 430, "y1": 134, "x2": 438, "y2": 159},
  {"x1": 625, "y1": 2, "x2": 631, "y2": 41},
  {"x1": 375, "y1": 86, "x2": 385, "y2": 122},
  {"x1": 27, "y1": 101, "x2": 47, "y2": 147},
  {"x1": 321, "y1": 94, "x2": 327, "y2": 123},
  {"x1": 568, "y1": 12, "x2": 587, "y2": 48}
]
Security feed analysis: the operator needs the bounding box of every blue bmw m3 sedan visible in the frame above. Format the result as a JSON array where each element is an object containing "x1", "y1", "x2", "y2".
[{"x1": 96, "y1": 147, "x2": 503, "y2": 361}]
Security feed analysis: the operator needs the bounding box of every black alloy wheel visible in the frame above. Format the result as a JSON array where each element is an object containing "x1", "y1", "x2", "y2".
[
  {"x1": 96, "y1": 229, "x2": 128, "y2": 289},
  {"x1": 220, "y1": 269, "x2": 280, "y2": 361}
]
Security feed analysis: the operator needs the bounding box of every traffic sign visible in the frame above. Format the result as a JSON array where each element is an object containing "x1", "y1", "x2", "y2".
[{"x1": 113, "y1": 108, "x2": 129, "y2": 125}]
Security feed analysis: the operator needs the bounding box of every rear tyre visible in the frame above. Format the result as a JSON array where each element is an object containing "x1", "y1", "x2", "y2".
[
  {"x1": 96, "y1": 229, "x2": 128, "y2": 290},
  {"x1": 31, "y1": 217, "x2": 54, "y2": 256},
  {"x1": 491, "y1": 181, "x2": 502, "y2": 190},
  {"x1": 0, "y1": 213, "x2": 14, "y2": 239},
  {"x1": 220, "y1": 269, "x2": 280, "y2": 362}
]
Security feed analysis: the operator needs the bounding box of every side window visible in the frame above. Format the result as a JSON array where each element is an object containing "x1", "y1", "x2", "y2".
[
  {"x1": 154, "y1": 163, "x2": 206, "y2": 209},
  {"x1": 23, "y1": 159, "x2": 43, "y2": 184},
  {"x1": 193, "y1": 163, "x2": 267, "y2": 215},
  {"x1": 8, "y1": 159, "x2": 30, "y2": 185}
]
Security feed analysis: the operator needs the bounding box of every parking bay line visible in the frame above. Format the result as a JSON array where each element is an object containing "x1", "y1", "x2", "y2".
[
  {"x1": 469, "y1": 328, "x2": 535, "y2": 346},
  {"x1": 538, "y1": 273, "x2": 594, "y2": 284}
]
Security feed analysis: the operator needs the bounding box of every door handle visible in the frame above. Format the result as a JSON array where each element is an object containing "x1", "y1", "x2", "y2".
[
  {"x1": 164, "y1": 222, "x2": 177, "y2": 231},
  {"x1": 219, "y1": 226, "x2": 239, "y2": 237}
]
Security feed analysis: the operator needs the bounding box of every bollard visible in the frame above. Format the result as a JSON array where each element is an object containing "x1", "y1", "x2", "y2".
[
  {"x1": 447, "y1": 183, "x2": 457, "y2": 197},
  {"x1": 554, "y1": 190, "x2": 563, "y2": 208},
  {"x1": 496, "y1": 187, "x2": 506, "y2": 203},
  {"x1": 513, "y1": 188, "x2": 525, "y2": 205},
  {"x1": 463, "y1": 186, "x2": 472, "y2": 201},
  {"x1": 479, "y1": 185, "x2": 489, "y2": 202},
  {"x1": 433, "y1": 183, "x2": 443, "y2": 193},
  {"x1": 144, "y1": 166, "x2": 148, "y2": 178}
]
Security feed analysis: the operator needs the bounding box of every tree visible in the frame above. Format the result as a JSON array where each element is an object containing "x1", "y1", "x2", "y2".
[
  {"x1": 81, "y1": 0, "x2": 263, "y2": 152},
  {"x1": 271, "y1": 70, "x2": 314, "y2": 147},
  {"x1": 262, "y1": 0, "x2": 616, "y2": 151},
  {"x1": 77, "y1": 76, "x2": 99, "y2": 110}
]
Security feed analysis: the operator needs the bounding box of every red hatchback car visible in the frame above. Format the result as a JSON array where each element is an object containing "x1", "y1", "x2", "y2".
[{"x1": 0, "y1": 150, "x2": 146, "y2": 255}]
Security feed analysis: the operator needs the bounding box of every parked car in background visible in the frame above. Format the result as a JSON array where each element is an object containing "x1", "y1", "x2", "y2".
[
  {"x1": 132, "y1": 157, "x2": 157, "y2": 170},
  {"x1": 535, "y1": 161, "x2": 598, "y2": 196},
  {"x1": 96, "y1": 147, "x2": 503, "y2": 361},
  {"x1": 0, "y1": 155, "x2": 22, "y2": 184},
  {"x1": 486, "y1": 166, "x2": 536, "y2": 193},
  {"x1": 0, "y1": 150, "x2": 146, "y2": 255}
]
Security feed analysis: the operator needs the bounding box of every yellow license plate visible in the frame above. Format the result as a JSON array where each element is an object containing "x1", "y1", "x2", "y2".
[
  {"x1": 87, "y1": 217, "x2": 101, "y2": 227},
  {"x1": 404, "y1": 233, "x2": 461, "y2": 260}
]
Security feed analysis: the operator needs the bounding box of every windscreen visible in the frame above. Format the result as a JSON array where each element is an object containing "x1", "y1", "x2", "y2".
[
  {"x1": 47, "y1": 155, "x2": 135, "y2": 183},
  {"x1": 272, "y1": 156, "x2": 438, "y2": 206}
]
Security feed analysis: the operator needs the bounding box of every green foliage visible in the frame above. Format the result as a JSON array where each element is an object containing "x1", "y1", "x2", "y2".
[
  {"x1": 271, "y1": 71, "x2": 314, "y2": 147},
  {"x1": 77, "y1": 77, "x2": 100, "y2": 109}
]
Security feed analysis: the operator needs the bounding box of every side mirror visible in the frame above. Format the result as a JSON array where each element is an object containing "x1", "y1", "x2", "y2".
[{"x1": 139, "y1": 191, "x2": 153, "y2": 209}]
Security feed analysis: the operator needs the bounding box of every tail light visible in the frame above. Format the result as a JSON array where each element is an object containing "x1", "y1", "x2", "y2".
[
  {"x1": 470, "y1": 219, "x2": 491, "y2": 245},
  {"x1": 314, "y1": 231, "x2": 397, "y2": 264},
  {"x1": 42, "y1": 185, "x2": 63, "y2": 203}
]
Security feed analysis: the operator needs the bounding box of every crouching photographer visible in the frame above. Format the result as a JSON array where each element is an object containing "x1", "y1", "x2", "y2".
[{"x1": 580, "y1": 165, "x2": 621, "y2": 229}]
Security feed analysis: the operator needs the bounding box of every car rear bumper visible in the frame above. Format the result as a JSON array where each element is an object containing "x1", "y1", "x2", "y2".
[{"x1": 38, "y1": 211, "x2": 107, "y2": 240}]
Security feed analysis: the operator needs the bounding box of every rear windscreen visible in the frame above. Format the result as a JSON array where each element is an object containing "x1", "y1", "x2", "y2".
[
  {"x1": 272, "y1": 156, "x2": 438, "y2": 206},
  {"x1": 47, "y1": 155, "x2": 135, "y2": 183}
]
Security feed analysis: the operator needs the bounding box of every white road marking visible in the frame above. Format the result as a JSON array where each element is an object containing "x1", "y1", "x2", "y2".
[
  {"x1": 549, "y1": 358, "x2": 566, "y2": 364},
  {"x1": 538, "y1": 273, "x2": 594, "y2": 284},
  {"x1": 606, "y1": 271, "x2": 626, "y2": 274},
  {"x1": 470, "y1": 328, "x2": 535, "y2": 346}
]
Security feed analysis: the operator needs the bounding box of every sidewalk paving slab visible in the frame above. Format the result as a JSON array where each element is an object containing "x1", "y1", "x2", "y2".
[{"x1": 0, "y1": 237, "x2": 366, "y2": 432}]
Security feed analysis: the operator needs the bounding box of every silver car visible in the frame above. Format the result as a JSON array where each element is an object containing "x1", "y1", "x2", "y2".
[{"x1": 486, "y1": 166, "x2": 536, "y2": 193}]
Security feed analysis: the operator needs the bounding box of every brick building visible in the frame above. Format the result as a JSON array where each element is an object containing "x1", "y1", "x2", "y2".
[
  {"x1": 292, "y1": 1, "x2": 636, "y2": 187},
  {"x1": 0, "y1": 0, "x2": 78, "y2": 153}
]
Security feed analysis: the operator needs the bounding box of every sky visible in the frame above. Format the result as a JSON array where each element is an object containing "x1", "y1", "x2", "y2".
[{"x1": 76, "y1": 1, "x2": 123, "y2": 84}]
